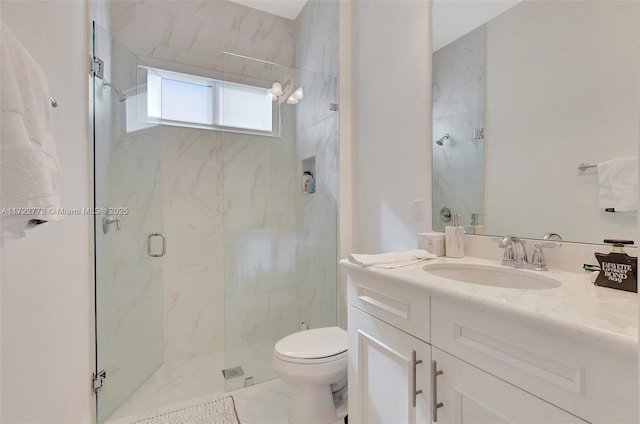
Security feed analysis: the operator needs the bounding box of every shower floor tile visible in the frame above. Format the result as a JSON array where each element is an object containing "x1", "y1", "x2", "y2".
[
  {"x1": 107, "y1": 377, "x2": 291, "y2": 424},
  {"x1": 106, "y1": 352, "x2": 227, "y2": 423},
  {"x1": 105, "y1": 342, "x2": 284, "y2": 424},
  {"x1": 107, "y1": 377, "x2": 348, "y2": 424}
]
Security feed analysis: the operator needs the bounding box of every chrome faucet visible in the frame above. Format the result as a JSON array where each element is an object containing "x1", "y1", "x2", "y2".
[
  {"x1": 495, "y1": 236, "x2": 561, "y2": 271},
  {"x1": 498, "y1": 236, "x2": 528, "y2": 268}
]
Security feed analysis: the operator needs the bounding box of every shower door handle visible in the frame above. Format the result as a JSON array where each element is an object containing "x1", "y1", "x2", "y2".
[{"x1": 147, "y1": 233, "x2": 166, "y2": 257}]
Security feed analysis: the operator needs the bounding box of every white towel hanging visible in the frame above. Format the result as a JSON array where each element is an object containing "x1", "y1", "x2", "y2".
[
  {"x1": 1, "y1": 22, "x2": 61, "y2": 238},
  {"x1": 597, "y1": 156, "x2": 638, "y2": 212}
]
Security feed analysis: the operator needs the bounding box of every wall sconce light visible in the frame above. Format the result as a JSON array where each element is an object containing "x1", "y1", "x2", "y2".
[
  {"x1": 286, "y1": 87, "x2": 304, "y2": 105},
  {"x1": 268, "y1": 82, "x2": 283, "y2": 101}
]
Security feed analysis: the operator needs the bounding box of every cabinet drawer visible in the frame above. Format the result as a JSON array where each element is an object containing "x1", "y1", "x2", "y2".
[
  {"x1": 346, "y1": 268, "x2": 430, "y2": 342},
  {"x1": 431, "y1": 297, "x2": 638, "y2": 424}
]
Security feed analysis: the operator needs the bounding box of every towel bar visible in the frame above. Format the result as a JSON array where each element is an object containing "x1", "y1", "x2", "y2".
[{"x1": 577, "y1": 163, "x2": 596, "y2": 171}]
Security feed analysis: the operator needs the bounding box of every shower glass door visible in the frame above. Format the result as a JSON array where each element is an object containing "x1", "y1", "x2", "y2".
[
  {"x1": 221, "y1": 53, "x2": 339, "y2": 391},
  {"x1": 93, "y1": 23, "x2": 165, "y2": 423}
]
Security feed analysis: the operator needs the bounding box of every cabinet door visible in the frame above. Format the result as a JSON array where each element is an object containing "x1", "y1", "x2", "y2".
[
  {"x1": 432, "y1": 347, "x2": 587, "y2": 424},
  {"x1": 348, "y1": 306, "x2": 431, "y2": 424}
]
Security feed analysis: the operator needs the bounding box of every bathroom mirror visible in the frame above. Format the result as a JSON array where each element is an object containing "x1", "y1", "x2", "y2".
[{"x1": 431, "y1": 0, "x2": 639, "y2": 244}]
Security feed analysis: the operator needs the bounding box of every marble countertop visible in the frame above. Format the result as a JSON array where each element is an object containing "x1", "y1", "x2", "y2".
[{"x1": 341, "y1": 256, "x2": 638, "y2": 357}]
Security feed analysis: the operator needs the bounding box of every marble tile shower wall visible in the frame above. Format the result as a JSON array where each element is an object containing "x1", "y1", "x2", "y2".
[
  {"x1": 294, "y1": 0, "x2": 339, "y2": 330},
  {"x1": 109, "y1": 0, "x2": 298, "y2": 363},
  {"x1": 110, "y1": 0, "x2": 296, "y2": 70},
  {"x1": 161, "y1": 128, "x2": 224, "y2": 362},
  {"x1": 432, "y1": 27, "x2": 484, "y2": 232}
]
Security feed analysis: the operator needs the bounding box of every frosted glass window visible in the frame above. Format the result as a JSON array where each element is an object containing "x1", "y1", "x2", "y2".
[
  {"x1": 161, "y1": 78, "x2": 213, "y2": 125},
  {"x1": 141, "y1": 66, "x2": 276, "y2": 135},
  {"x1": 147, "y1": 73, "x2": 161, "y2": 120},
  {"x1": 216, "y1": 82, "x2": 273, "y2": 132}
]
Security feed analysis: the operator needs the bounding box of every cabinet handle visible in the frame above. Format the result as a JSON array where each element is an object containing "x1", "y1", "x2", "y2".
[
  {"x1": 431, "y1": 360, "x2": 444, "y2": 422},
  {"x1": 411, "y1": 350, "x2": 423, "y2": 407}
]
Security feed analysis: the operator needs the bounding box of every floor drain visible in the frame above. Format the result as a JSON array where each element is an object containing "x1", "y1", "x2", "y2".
[{"x1": 221, "y1": 366, "x2": 244, "y2": 379}]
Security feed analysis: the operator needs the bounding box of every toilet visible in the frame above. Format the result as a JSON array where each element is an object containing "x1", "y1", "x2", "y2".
[{"x1": 272, "y1": 327, "x2": 348, "y2": 424}]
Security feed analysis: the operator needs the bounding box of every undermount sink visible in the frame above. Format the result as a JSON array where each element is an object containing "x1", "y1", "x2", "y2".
[{"x1": 422, "y1": 263, "x2": 561, "y2": 289}]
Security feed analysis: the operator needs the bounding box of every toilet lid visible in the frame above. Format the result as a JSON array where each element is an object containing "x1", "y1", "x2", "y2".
[{"x1": 275, "y1": 327, "x2": 347, "y2": 359}]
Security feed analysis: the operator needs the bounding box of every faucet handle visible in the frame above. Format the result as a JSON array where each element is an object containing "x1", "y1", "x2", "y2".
[
  {"x1": 530, "y1": 241, "x2": 560, "y2": 270},
  {"x1": 530, "y1": 242, "x2": 547, "y2": 271},
  {"x1": 492, "y1": 236, "x2": 518, "y2": 266},
  {"x1": 501, "y1": 243, "x2": 516, "y2": 265}
]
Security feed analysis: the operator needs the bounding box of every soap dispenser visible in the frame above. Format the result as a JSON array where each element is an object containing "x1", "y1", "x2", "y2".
[
  {"x1": 594, "y1": 239, "x2": 637, "y2": 293},
  {"x1": 445, "y1": 213, "x2": 464, "y2": 258}
]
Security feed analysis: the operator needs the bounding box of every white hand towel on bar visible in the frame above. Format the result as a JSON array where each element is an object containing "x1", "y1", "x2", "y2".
[
  {"x1": 1, "y1": 22, "x2": 61, "y2": 238},
  {"x1": 349, "y1": 249, "x2": 437, "y2": 269},
  {"x1": 597, "y1": 156, "x2": 638, "y2": 212}
]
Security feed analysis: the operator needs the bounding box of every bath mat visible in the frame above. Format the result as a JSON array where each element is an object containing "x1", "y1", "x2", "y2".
[{"x1": 133, "y1": 396, "x2": 240, "y2": 424}]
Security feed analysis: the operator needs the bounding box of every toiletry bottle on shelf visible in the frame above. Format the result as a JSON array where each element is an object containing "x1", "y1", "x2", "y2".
[
  {"x1": 445, "y1": 213, "x2": 464, "y2": 258},
  {"x1": 594, "y1": 239, "x2": 637, "y2": 293},
  {"x1": 465, "y1": 213, "x2": 480, "y2": 234},
  {"x1": 468, "y1": 212, "x2": 484, "y2": 235},
  {"x1": 302, "y1": 172, "x2": 314, "y2": 194}
]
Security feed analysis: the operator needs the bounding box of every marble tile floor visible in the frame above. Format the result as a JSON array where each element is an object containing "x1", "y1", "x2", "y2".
[
  {"x1": 106, "y1": 352, "x2": 227, "y2": 423},
  {"x1": 106, "y1": 342, "x2": 285, "y2": 424},
  {"x1": 106, "y1": 356, "x2": 348, "y2": 424},
  {"x1": 107, "y1": 377, "x2": 291, "y2": 424}
]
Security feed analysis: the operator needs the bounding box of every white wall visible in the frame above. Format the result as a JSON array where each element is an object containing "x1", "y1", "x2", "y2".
[
  {"x1": 484, "y1": 0, "x2": 639, "y2": 243},
  {"x1": 351, "y1": 0, "x2": 432, "y2": 253},
  {"x1": 0, "y1": 1, "x2": 92, "y2": 423}
]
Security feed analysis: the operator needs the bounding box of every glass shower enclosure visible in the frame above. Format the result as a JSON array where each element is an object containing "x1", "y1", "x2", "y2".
[
  {"x1": 92, "y1": 25, "x2": 338, "y2": 423},
  {"x1": 92, "y1": 23, "x2": 165, "y2": 422},
  {"x1": 221, "y1": 53, "x2": 339, "y2": 390}
]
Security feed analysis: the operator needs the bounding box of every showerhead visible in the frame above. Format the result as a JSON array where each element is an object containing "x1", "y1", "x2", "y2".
[
  {"x1": 435, "y1": 133, "x2": 450, "y2": 146},
  {"x1": 103, "y1": 81, "x2": 128, "y2": 102}
]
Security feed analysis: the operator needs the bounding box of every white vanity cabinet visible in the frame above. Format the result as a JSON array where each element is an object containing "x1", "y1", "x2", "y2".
[
  {"x1": 349, "y1": 306, "x2": 432, "y2": 423},
  {"x1": 345, "y1": 263, "x2": 638, "y2": 424},
  {"x1": 346, "y1": 267, "x2": 433, "y2": 423}
]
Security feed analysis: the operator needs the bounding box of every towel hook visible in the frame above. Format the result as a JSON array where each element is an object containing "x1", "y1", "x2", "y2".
[{"x1": 50, "y1": 97, "x2": 58, "y2": 108}]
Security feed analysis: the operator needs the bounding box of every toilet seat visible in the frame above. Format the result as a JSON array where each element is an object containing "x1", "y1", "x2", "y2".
[
  {"x1": 274, "y1": 327, "x2": 347, "y2": 364},
  {"x1": 272, "y1": 326, "x2": 349, "y2": 423},
  {"x1": 275, "y1": 349, "x2": 348, "y2": 364}
]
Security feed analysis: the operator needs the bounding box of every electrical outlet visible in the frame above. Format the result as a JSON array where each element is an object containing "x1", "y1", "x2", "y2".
[{"x1": 413, "y1": 199, "x2": 424, "y2": 221}]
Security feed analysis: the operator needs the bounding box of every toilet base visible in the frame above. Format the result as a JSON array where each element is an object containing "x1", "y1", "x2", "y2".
[{"x1": 289, "y1": 383, "x2": 340, "y2": 424}]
